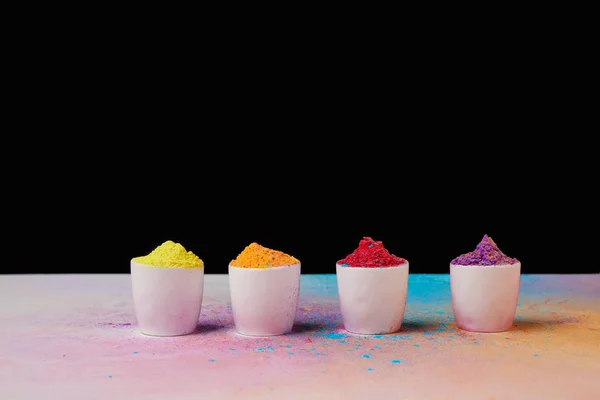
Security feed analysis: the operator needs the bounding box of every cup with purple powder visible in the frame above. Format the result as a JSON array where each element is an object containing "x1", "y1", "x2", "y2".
[{"x1": 450, "y1": 234, "x2": 521, "y2": 333}]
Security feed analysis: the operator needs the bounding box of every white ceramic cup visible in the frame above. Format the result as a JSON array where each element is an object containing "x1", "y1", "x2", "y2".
[
  {"x1": 228, "y1": 263, "x2": 301, "y2": 336},
  {"x1": 336, "y1": 262, "x2": 409, "y2": 335},
  {"x1": 131, "y1": 261, "x2": 204, "y2": 336},
  {"x1": 450, "y1": 262, "x2": 521, "y2": 332}
]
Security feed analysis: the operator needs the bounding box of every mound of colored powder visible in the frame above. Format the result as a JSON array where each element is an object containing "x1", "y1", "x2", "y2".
[
  {"x1": 230, "y1": 242, "x2": 300, "y2": 268},
  {"x1": 450, "y1": 234, "x2": 518, "y2": 266},
  {"x1": 337, "y1": 237, "x2": 406, "y2": 268},
  {"x1": 132, "y1": 240, "x2": 204, "y2": 268}
]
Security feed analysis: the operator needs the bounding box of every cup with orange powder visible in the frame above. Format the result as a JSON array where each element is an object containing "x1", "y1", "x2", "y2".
[
  {"x1": 131, "y1": 240, "x2": 205, "y2": 336},
  {"x1": 228, "y1": 243, "x2": 301, "y2": 336},
  {"x1": 336, "y1": 237, "x2": 409, "y2": 335}
]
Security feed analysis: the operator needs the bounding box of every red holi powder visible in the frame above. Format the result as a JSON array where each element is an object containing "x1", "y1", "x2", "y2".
[{"x1": 337, "y1": 237, "x2": 406, "y2": 268}]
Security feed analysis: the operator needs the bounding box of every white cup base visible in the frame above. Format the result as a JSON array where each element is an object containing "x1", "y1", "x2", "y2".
[
  {"x1": 336, "y1": 263, "x2": 409, "y2": 335},
  {"x1": 450, "y1": 262, "x2": 521, "y2": 333},
  {"x1": 229, "y1": 263, "x2": 301, "y2": 337},
  {"x1": 131, "y1": 261, "x2": 204, "y2": 337}
]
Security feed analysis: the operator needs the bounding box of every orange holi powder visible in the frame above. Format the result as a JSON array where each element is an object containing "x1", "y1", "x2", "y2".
[{"x1": 230, "y1": 242, "x2": 300, "y2": 268}]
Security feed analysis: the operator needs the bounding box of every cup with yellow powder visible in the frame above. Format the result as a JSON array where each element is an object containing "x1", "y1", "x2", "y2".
[
  {"x1": 130, "y1": 240, "x2": 205, "y2": 336},
  {"x1": 228, "y1": 242, "x2": 301, "y2": 336}
]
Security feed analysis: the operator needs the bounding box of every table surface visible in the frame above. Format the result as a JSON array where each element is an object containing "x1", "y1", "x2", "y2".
[{"x1": 1, "y1": 274, "x2": 599, "y2": 400}]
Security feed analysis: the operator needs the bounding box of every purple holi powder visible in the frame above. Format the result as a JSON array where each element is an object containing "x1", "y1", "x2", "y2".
[{"x1": 450, "y1": 234, "x2": 518, "y2": 266}]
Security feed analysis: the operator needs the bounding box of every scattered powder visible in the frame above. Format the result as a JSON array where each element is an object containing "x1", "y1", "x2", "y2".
[
  {"x1": 230, "y1": 242, "x2": 299, "y2": 268},
  {"x1": 132, "y1": 240, "x2": 204, "y2": 268},
  {"x1": 450, "y1": 234, "x2": 518, "y2": 266},
  {"x1": 337, "y1": 237, "x2": 406, "y2": 268}
]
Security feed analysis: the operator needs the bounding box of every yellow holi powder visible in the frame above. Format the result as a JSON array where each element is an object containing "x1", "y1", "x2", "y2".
[
  {"x1": 132, "y1": 240, "x2": 204, "y2": 268},
  {"x1": 230, "y1": 242, "x2": 299, "y2": 268}
]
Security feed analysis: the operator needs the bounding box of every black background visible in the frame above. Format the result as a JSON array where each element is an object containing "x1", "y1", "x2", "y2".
[
  {"x1": 3, "y1": 8, "x2": 597, "y2": 276},
  {"x1": 6, "y1": 127, "x2": 596, "y2": 276},
  {"x1": 4, "y1": 39, "x2": 596, "y2": 276}
]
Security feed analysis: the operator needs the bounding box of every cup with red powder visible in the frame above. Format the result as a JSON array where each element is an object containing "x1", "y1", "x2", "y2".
[
  {"x1": 450, "y1": 234, "x2": 521, "y2": 333},
  {"x1": 228, "y1": 242, "x2": 301, "y2": 336},
  {"x1": 335, "y1": 237, "x2": 409, "y2": 335}
]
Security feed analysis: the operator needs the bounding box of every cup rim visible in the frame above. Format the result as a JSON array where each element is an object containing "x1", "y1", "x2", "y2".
[
  {"x1": 228, "y1": 262, "x2": 301, "y2": 271},
  {"x1": 130, "y1": 260, "x2": 205, "y2": 270},
  {"x1": 449, "y1": 261, "x2": 521, "y2": 269},
  {"x1": 336, "y1": 261, "x2": 409, "y2": 269}
]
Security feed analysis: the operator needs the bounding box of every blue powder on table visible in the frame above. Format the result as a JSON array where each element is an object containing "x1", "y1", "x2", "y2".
[
  {"x1": 323, "y1": 333, "x2": 345, "y2": 339},
  {"x1": 451, "y1": 234, "x2": 518, "y2": 266}
]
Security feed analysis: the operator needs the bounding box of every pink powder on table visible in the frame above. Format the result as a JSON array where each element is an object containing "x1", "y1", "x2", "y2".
[
  {"x1": 338, "y1": 237, "x2": 406, "y2": 268},
  {"x1": 451, "y1": 234, "x2": 518, "y2": 266}
]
